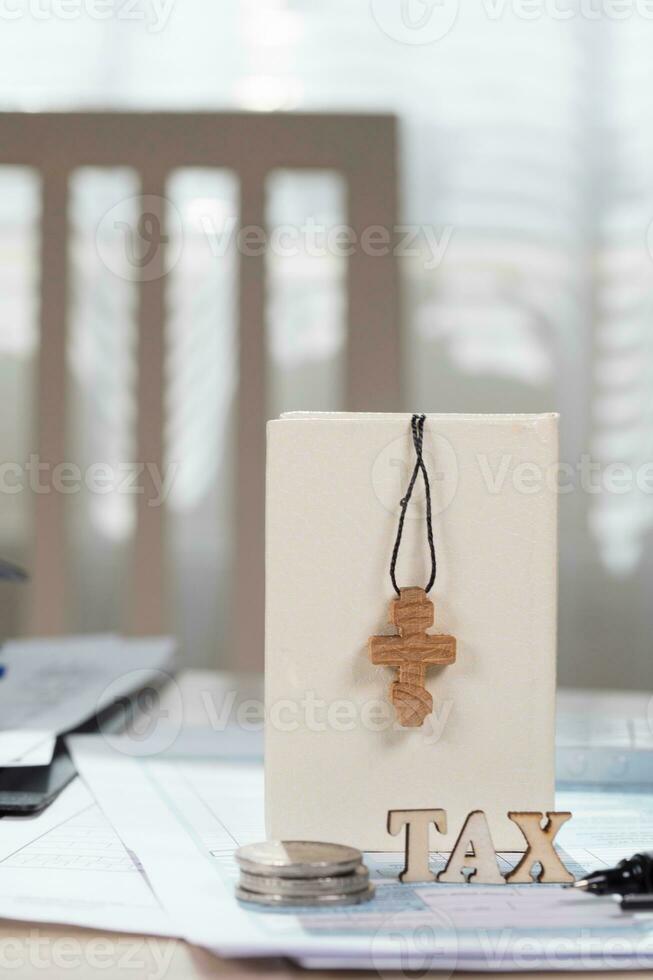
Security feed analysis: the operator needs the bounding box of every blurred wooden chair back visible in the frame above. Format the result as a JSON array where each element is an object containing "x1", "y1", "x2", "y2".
[{"x1": 0, "y1": 111, "x2": 399, "y2": 668}]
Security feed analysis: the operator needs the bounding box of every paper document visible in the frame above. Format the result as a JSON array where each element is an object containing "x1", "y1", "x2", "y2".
[
  {"x1": 0, "y1": 635, "x2": 176, "y2": 766},
  {"x1": 0, "y1": 777, "x2": 91, "y2": 858},
  {"x1": 0, "y1": 732, "x2": 55, "y2": 768},
  {"x1": 67, "y1": 736, "x2": 653, "y2": 972},
  {"x1": 0, "y1": 777, "x2": 175, "y2": 936}
]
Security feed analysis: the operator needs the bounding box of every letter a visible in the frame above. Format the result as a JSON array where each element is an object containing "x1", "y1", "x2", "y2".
[{"x1": 438, "y1": 810, "x2": 505, "y2": 884}]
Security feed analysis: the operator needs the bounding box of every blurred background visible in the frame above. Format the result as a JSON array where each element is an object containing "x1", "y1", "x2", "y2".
[{"x1": 0, "y1": 0, "x2": 651, "y2": 690}]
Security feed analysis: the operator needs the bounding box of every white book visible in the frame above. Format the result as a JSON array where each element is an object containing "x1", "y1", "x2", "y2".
[{"x1": 265, "y1": 413, "x2": 558, "y2": 850}]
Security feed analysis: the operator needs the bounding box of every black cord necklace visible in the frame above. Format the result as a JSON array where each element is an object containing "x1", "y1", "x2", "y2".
[
  {"x1": 389, "y1": 413, "x2": 436, "y2": 597},
  {"x1": 368, "y1": 414, "x2": 457, "y2": 729}
]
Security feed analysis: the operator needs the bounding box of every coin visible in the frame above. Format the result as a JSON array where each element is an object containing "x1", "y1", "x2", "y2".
[
  {"x1": 235, "y1": 884, "x2": 375, "y2": 908},
  {"x1": 235, "y1": 841, "x2": 362, "y2": 878},
  {"x1": 239, "y1": 865, "x2": 370, "y2": 896}
]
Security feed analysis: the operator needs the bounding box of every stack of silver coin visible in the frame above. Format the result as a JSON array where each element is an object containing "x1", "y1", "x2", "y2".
[{"x1": 234, "y1": 841, "x2": 375, "y2": 908}]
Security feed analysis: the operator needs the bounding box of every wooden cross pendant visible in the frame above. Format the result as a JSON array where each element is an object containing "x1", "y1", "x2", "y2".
[{"x1": 369, "y1": 587, "x2": 456, "y2": 728}]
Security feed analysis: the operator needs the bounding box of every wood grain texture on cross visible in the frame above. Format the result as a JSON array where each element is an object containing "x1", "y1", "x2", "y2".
[{"x1": 369, "y1": 587, "x2": 456, "y2": 727}]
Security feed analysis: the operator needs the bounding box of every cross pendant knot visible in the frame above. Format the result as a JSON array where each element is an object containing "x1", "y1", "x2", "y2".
[{"x1": 368, "y1": 587, "x2": 456, "y2": 728}]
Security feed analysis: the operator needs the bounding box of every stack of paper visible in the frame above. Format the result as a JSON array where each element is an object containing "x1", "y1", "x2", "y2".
[
  {"x1": 1, "y1": 684, "x2": 653, "y2": 971},
  {"x1": 60, "y1": 736, "x2": 653, "y2": 972}
]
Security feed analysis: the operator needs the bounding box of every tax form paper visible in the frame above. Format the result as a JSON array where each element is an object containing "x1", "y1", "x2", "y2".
[{"x1": 66, "y1": 737, "x2": 653, "y2": 973}]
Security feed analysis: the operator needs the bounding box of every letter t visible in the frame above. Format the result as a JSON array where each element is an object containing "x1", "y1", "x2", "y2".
[{"x1": 387, "y1": 808, "x2": 447, "y2": 882}]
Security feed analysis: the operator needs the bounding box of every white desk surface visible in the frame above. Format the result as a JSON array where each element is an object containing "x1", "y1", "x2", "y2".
[{"x1": 0, "y1": 672, "x2": 649, "y2": 980}]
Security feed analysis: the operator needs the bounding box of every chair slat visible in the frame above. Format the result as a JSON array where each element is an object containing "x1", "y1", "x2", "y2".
[
  {"x1": 233, "y1": 170, "x2": 267, "y2": 670},
  {"x1": 129, "y1": 176, "x2": 168, "y2": 635},
  {"x1": 29, "y1": 168, "x2": 69, "y2": 634}
]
